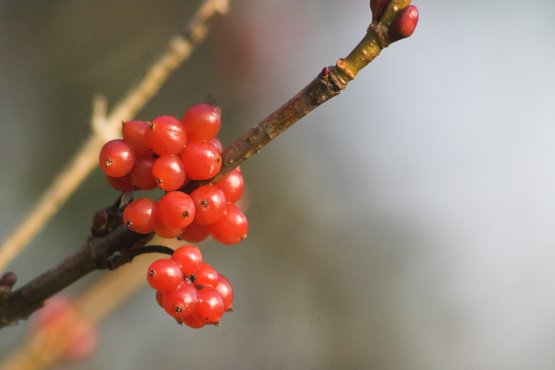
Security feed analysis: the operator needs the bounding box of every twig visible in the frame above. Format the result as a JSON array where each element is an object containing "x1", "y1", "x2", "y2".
[
  {"x1": 0, "y1": 0, "x2": 415, "y2": 330},
  {"x1": 0, "y1": 0, "x2": 231, "y2": 272}
]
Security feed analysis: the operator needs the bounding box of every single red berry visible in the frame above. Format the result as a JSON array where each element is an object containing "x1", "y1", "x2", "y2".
[
  {"x1": 99, "y1": 139, "x2": 135, "y2": 177},
  {"x1": 195, "y1": 263, "x2": 219, "y2": 288},
  {"x1": 147, "y1": 258, "x2": 184, "y2": 292},
  {"x1": 214, "y1": 168, "x2": 244, "y2": 204},
  {"x1": 178, "y1": 223, "x2": 210, "y2": 243},
  {"x1": 171, "y1": 245, "x2": 203, "y2": 276},
  {"x1": 209, "y1": 204, "x2": 248, "y2": 245},
  {"x1": 122, "y1": 120, "x2": 150, "y2": 156},
  {"x1": 181, "y1": 313, "x2": 205, "y2": 329},
  {"x1": 123, "y1": 198, "x2": 158, "y2": 234},
  {"x1": 182, "y1": 103, "x2": 222, "y2": 141},
  {"x1": 155, "y1": 224, "x2": 183, "y2": 239},
  {"x1": 146, "y1": 115, "x2": 187, "y2": 155},
  {"x1": 106, "y1": 174, "x2": 133, "y2": 192},
  {"x1": 209, "y1": 137, "x2": 223, "y2": 153},
  {"x1": 370, "y1": 0, "x2": 390, "y2": 21},
  {"x1": 193, "y1": 287, "x2": 225, "y2": 324},
  {"x1": 155, "y1": 290, "x2": 164, "y2": 308},
  {"x1": 389, "y1": 5, "x2": 419, "y2": 41},
  {"x1": 180, "y1": 141, "x2": 222, "y2": 180},
  {"x1": 190, "y1": 184, "x2": 227, "y2": 226},
  {"x1": 215, "y1": 274, "x2": 233, "y2": 312},
  {"x1": 162, "y1": 281, "x2": 199, "y2": 319},
  {"x1": 152, "y1": 155, "x2": 186, "y2": 191},
  {"x1": 158, "y1": 191, "x2": 196, "y2": 229},
  {"x1": 130, "y1": 156, "x2": 157, "y2": 190}
]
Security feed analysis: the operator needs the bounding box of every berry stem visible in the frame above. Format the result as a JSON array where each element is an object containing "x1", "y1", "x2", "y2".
[{"x1": 129, "y1": 245, "x2": 175, "y2": 258}]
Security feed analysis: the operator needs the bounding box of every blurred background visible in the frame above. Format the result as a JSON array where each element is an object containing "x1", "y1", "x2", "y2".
[{"x1": 1, "y1": 0, "x2": 555, "y2": 369}]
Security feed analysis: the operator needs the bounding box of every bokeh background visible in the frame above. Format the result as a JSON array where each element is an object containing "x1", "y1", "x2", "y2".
[{"x1": 1, "y1": 0, "x2": 555, "y2": 369}]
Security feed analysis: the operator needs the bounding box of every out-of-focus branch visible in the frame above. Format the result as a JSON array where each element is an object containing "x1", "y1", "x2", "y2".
[{"x1": 0, "y1": 0, "x2": 231, "y2": 272}]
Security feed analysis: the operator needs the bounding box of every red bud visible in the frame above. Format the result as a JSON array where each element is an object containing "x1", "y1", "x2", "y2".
[
  {"x1": 370, "y1": 0, "x2": 390, "y2": 21},
  {"x1": 389, "y1": 5, "x2": 419, "y2": 41}
]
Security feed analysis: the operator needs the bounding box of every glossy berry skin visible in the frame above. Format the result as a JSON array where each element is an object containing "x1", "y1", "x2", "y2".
[
  {"x1": 180, "y1": 141, "x2": 222, "y2": 180},
  {"x1": 130, "y1": 156, "x2": 157, "y2": 190},
  {"x1": 171, "y1": 245, "x2": 203, "y2": 276},
  {"x1": 182, "y1": 103, "x2": 221, "y2": 141},
  {"x1": 106, "y1": 174, "x2": 133, "y2": 192},
  {"x1": 370, "y1": 0, "x2": 389, "y2": 21},
  {"x1": 389, "y1": 5, "x2": 419, "y2": 41},
  {"x1": 152, "y1": 155, "x2": 186, "y2": 191},
  {"x1": 158, "y1": 191, "x2": 195, "y2": 229},
  {"x1": 123, "y1": 198, "x2": 158, "y2": 234},
  {"x1": 195, "y1": 263, "x2": 219, "y2": 288},
  {"x1": 147, "y1": 258, "x2": 184, "y2": 292},
  {"x1": 209, "y1": 204, "x2": 248, "y2": 245},
  {"x1": 178, "y1": 223, "x2": 210, "y2": 243},
  {"x1": 190, "y1": 184, "x2": 227, "y2": 225},
  {"x1": 182, "y1": 313, "x2": 205, "y2": 329},
  {"x1": 155, "y1": 225, "x2": 183, "y2": 239},
  {"x1": 215, "y1": 168, "x2": 244, "y2": 204},
  {"x1": 122, "y1": 120, "x2": 150, "y2": 156},
  {"x1": 209, "y1": 137, "x2": 223, "y2": 153},
  {"x1": 215, "y1": 274, "x2": 233, "y2": 312},
  {"x1": 162, "y1": 281, "x2": 199, "y2": 319},
  {"x1": 99, "y1": 139, "x2": 135, "y2": 178},
  {"x1": 193, "y1": 287, "x2": 225, "y2": 324},
  {"x1": 146, "y1": 115, "x2": 187, "y2": 155},
  {"x1": 155, "y1": 290, "x2": 164, "y2": 308}
]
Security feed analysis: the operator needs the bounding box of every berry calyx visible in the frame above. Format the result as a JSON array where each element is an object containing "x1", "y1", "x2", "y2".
[
  {"x1": 389, "y1": 5, "x2": 419, "y2": 41},
  {"x1": 182, "y1": 103, "x2": 222, "y2": 141},
  {"x1": 99, "y1": 139, "x2": 135, "y2": 178}
]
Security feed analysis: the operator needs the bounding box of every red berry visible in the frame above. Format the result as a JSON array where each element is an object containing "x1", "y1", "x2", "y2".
[
  {"x1": 179, "y1": 223, "x2": 210, "y2": 243},
  {"x1": 370, "y1": 0, "x2": 389, "y2": 21},
  {"x1": 193, "y1": 287, "x2": 225, "y2": 324},
  {"x1": 155, "y1": 224, "x2": 183, "y2": 239},
  {"x1": 130, "y1": 156, "x2": 157, "y2": 190},
  {"x1": 209, "y1": 137, "x2": 223, "y2": 153},
  {"x1": 155, "y1": 290, "x2": 164, "y2": 308},
  {"x1": 147, "y1": 258, "x2": 184, "y2": 292},
  {"x1": 215, "y1": 274, "x2": 233, "y2": 312},
  {"x1": 389, "y1": 5, "x2": 419, "y2": 41},
  {"x1": 195, "y1": 263, "x2": 219, "y2": 288},
  {"x1": 122, "y1": 120, "x2": 150, "y2": 156},
  {"x1": 215, "y1": 168, "x2": 244, "y2": 204},
  {"x1": 191, "y1": 184, "x2": 227, "y2": 226},
  {"x1": 152, "y1": 155, "x2": 186, "y2": 191},
  {"x1": 99, "y1": 139, "x2": 135, "y2": 177},
  {"x1": 162, "y1": 281, "x2": 198, "y2": 319},
  {"x1": 182, "y1": 313, "x2": 205, "y2": 329},
  {"x1": 180, "y1": 141, "x2": 222, "y2": 180},
  {"x1": 209, "y1": 204, "x2": 248, "y2": 245},
  {"x1": 171, "y1": 245, "x2": 203, "y2": 276},
  {"x1": 182, "y1": 103, "x2": 222, "y2": 141},
  {"x1": 123, "y1": 198, "x2": 158, "y2": 234},
  {"x1": 146, "y1": 115, "x2": 187, "y2": 155},
  {"x1": 158, "y1": 191, "x2": 195, "y2": 229},
  {"x1": 106, "y1": 174, "x2": 133, "y2": 192}
]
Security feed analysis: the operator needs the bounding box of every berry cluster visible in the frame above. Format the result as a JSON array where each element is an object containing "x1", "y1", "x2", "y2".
[
  {"x1": 147, "y1": 245, "x2": 233, "y2": 328},
  {"x1": 98, "y1": 103, "x2": 248, "y2": 245}
]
